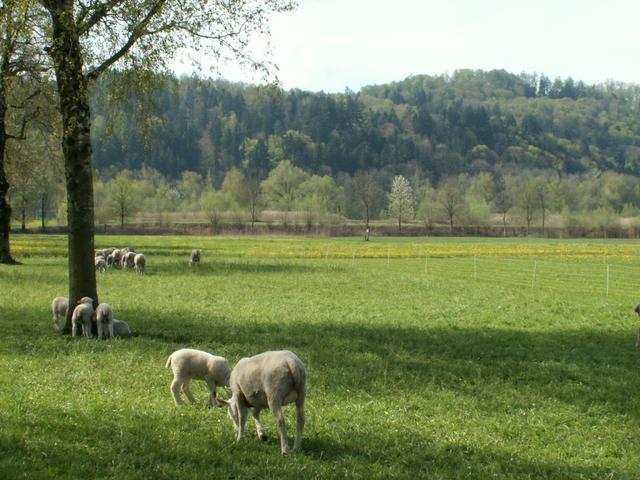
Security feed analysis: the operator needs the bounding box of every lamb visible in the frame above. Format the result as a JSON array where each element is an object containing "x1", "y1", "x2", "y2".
[
  {"x1": 112, "y1": 318, "x2": 131, "y2": 337},
  {"x1": 189, "y1": 249, "x2": 201, "y2": 267},
  {"x1": 219, "y1": 350, "x2": 306, "y2": 455},
  {"x1": 51, "y1": 296, "x2": 69, "y2": 333},
  {"x1": 96, "y1": 303, "x2": 115, "y2": 339},
  {"x1": 134, "y1": 253, "x2": 146, "y2": 274},
  {"x1": 165, "y1": 348, "x2": 231, "y2": 407},
  {"x1": 95, "y1": 256, "x2": 107, "y2": 273},
  {"x1": 71, "y1": 297, "x2": 95, "y2": 337}
]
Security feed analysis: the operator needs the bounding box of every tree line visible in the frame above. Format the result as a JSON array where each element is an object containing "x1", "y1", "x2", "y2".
[
  {"x1": 91, "y1": 70, "x2": 640, "y2": 185},
  {"x1": 28, "y1": 162, "x2": 639, "y2": 236}
]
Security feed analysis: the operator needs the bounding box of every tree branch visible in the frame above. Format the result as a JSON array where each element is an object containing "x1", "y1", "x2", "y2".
[
  {"x1": 76, "y1": 0, "x2": 126, "y2": 36},
  {"x1": 86, "y1": 0, "x2": 167, "y2": 82}
]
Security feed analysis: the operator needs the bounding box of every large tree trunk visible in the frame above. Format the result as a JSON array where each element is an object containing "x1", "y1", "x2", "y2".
[
  {"x1": 47, "y1": 0, "x2": 98, "y2": 332},
  {"x1": 0, "y1": 44, "x2": 17, "y2": 265}
]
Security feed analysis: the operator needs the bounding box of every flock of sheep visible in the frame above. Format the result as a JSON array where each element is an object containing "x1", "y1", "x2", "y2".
[
  {"x1": 94, "y1": 247, "x2": 146, "y2": 274},
  {"x1": 52, "y1": 246, "x2": 304, "y2": 454}
]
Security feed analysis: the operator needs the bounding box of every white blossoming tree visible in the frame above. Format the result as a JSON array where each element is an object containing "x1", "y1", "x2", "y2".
[{"x1": 388, "y1": 175, "x2": 414, "y2": 233}]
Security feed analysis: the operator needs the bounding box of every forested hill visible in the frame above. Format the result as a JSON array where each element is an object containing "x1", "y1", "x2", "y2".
[{"x1": 91, "y1": 69, "x2": 640, "y2": 183}]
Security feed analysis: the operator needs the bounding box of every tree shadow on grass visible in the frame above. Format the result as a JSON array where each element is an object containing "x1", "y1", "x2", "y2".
[{"x1": 0, "y1": 403, "x2": 630, "y2": 480}]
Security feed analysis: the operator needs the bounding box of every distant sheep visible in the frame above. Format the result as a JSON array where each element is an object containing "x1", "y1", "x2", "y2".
[
  {"x1": 165, "y1": 348, "x2": 231, "y2": 407},
  {"x1": 134, "y1": 253, "x2": 146, "y2": 274},
  {"x1": 51, "y1": 296, "x2": 69, "y2": 333},
  {"x1": 122, "y1": 251, "x2": 136, "y2": 269},
  {"x1": 189, "y1": 249, "x2": 201, "y2": 267},
  {"x1": 71, "y1": 297, "x2": 95, "y2": 337},
  {"x1": 110, "y1": 249, "x2": 122, "y2": 267},
  {"x1": 219, "y1": 350, "x2": 306, "y2": 455},
  {"x1": 95, "y1": 256, "x2": 107, "y2": 273},
  {"x1": 95, "y1": 247, "x2": 116, "y2": 258},
  {"x1": 96, "y1": 303, "x2": 115, "y2": 339},
  {"x1": 635, "y1": 304, "x2": 640, "y2": 348}
]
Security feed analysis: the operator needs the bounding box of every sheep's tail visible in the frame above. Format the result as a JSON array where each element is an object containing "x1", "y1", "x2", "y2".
[
  {"x1": 287, "y1": 356, "x2": 307, "y2": 399},
  {"x1": 165, "y1": 354, "x2": 172, "y2": 369}
]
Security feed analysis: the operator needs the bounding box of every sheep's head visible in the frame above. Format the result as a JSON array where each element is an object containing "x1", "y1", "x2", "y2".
[{"x1": 77, "y1": 297, "x2": 94, "y2": 305}]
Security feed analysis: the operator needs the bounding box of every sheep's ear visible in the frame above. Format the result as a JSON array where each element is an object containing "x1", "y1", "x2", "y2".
[{"x1": 217, "y1": 398, "x2": 230, "y2": 407}]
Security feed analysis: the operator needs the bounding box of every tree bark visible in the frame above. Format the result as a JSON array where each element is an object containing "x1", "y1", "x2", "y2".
[
  {"x1": 46, "y1": 0, "x2": 98, "y2": 332},
  {"x1": 0, "y1": 37, "x2": 17, "y2": 265}
]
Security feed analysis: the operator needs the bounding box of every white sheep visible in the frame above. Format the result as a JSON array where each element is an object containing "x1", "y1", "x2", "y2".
[
  {"x1": 51, "y1": 296, "x2": 69, "y2": 333},
  {"x1": 189, "y1": 249, "x2": 201, "y2": 267},
  {"x1": 113, "y1": 318, "x2": 131, "y2": 337},
  {"x1": 219, "y1": 350, "x2": 306, "y2": 455},
  {"x1": 122, "y1": 251, "x2": 136, "y2": 269},
  {"x1": 110, "y1": 249, "x2": 122, "y2": 268},
  {"x1": 71, "y1": 297, "x2": 95, "y2": 337},
  {"x1": 165, "y1": 348, "x2": 231, "y2": 407},
  {"x1": 134, "y1": 253, "x2": 146, "y2": 274},
  {"x1": 95, "y1": 256, "x2": 107, "y2": 273},
  {"x1": 96, "y1": 303, "x2": 115, "y2": 339}
]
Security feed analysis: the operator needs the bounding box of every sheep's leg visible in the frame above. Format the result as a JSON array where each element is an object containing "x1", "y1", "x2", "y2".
[
  {"x1": 170, "y1": 379, "x2": 184, "y2": 405},
  {"x1": 82, "y1": 319, "x2": 91, "y2": 337},
  {"x1": 182, "y1": 380, "x2": 197, "y2": 404},
  {"x1": 269, "y1": 402, "x2": 289, "y2": 455},
  {"x1": 97, "y1": 320, "x2": 103, "y2": 340},
  {"x1": 71, "y1": 319, "x2": 78, "y2": 337},
  {"x1": 205, "y1": 379, "x2": 218, "y2": 407},
  {"x1": 236, "y1": 404, "x2": 248, "y2": 442},
  {"x1": 293, "y1": 398, "x2": 305, "y2": 451},
  {"x1": 107, "y1": 320, "x2": 114, "y2": 339},
  {"x1": 252, "y1": 408, "x2": 268, "y2": 441}
]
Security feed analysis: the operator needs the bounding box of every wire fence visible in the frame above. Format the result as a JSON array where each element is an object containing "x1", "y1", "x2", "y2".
[{"x1": 405, "y1": 255, "x2": 640, "y2": 301}]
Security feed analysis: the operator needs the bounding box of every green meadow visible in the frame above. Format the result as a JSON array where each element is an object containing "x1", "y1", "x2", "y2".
[{"x1": 1, "y1": 234, "x2": 639, "y2": 479}]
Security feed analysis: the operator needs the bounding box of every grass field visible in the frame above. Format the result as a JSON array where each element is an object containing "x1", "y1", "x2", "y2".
[{"x1": 1, "y1": 234, "x2": 640, "y2": 479}]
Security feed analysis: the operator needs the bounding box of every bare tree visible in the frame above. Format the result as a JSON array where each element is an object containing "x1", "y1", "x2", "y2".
[
  {"x1": 345, "y1": 170, "x2": 384, "y2": 231},
  {"x1": 36, "y1": 0, "x2": 296, "y2": 332},
  {"x1": 437, "y1": 176, "x2": 465, "y2": 233}
]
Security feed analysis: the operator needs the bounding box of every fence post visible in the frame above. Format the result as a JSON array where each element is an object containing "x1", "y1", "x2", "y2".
[{"x1": 474, "y1": 256, "x2": 477, "y2": 280}]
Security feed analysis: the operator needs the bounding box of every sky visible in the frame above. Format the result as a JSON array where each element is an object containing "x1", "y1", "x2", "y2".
[{"x1": 173, "y1": 0, "x2": 640, "y2": 93}]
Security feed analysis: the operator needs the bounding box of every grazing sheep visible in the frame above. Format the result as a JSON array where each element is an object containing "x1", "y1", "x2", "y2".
[
  {"x1": 219, "y1": 350, "x2": 306, "y2": 455},
  {"x1": 112, "y1": 318, "x2": 131, "y2": 337},
  {"x1": 95, "y1": 256, "x2": 107, "y2": 273},
  {"x1": 635, "y1": 304, "x2": 640, "y2": 348},
  {"x1": 165, "y1": 348, "x2": 231, "y2": 407},
  {"x1": 134, "y1": 253, "x2": 146, "y2": 274},
  {"x1": 189, "y1": 249, "x2": 201, "y2": 267},
  {"x1": 95, "y1": 247, "x2": 116, "y2": 258},
  {"x1": 111, "y1": 249, "x2": 122, "y2": 267},
  {"x1": 71, "y1": 297, "x2": 95, "y2": 338},
  {"x1": 96, "y1": 303, "x2": 115, "y2": 339},
  {"x1": 122, "y1": 251, "x2": 136, "y2": 269},
  {"x1": 51, "y1": 296, "x2": 69, "y2": 333}
]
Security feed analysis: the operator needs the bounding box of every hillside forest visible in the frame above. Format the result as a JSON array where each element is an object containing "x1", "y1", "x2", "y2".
[{"x1": 7, "y1": 69, "x2": 640, "y2": 235}]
